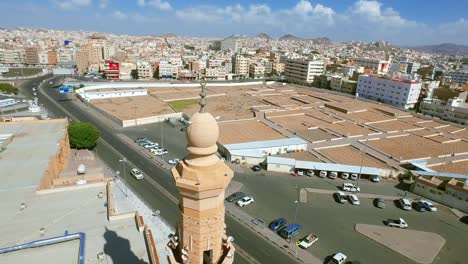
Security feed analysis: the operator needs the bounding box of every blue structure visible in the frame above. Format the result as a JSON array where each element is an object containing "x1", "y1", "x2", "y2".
[
  {"x1": 59, "y1": 86, "x2": 73, "y2": 94},
  {"x1": 64, "y1": 40, "x2": 72, "y2": 46}
]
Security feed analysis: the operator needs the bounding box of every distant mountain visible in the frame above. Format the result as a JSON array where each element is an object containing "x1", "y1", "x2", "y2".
[
  {"x1": 256, "y1": 33, "x2": 272, "y2": 40},
  {"x1": 160, "y1": 33, "x2": 177, "y2": 38},
  {"x1": 279, "y1": 34, "x2": 303, "y2": 41},
  {"x1": 408, "y1": 43, "x2": 468, "y2": 56}
]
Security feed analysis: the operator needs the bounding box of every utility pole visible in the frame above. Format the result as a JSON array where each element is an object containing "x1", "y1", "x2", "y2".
[{"x1": 118, "y1": 158, "x2": 128, "y2": 197}]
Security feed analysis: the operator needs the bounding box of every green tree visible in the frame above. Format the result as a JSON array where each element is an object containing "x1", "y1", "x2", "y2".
[
  {"x1": 131, "y1": 69, "x2": 139, "y2": 80},
  {"x1": 153, "y1": 67, "x2": 159, "y2": 79},
  {"x1": 68, "y1": 122, "x2": 100, "y2": 149},
  {"x1": 0, "y1": 83, "x2": 19, "y2": 94}
]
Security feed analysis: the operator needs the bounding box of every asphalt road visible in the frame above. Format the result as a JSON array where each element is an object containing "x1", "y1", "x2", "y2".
[{"x1": 35, "y1": 76, "x2": 301, "y2": 264}]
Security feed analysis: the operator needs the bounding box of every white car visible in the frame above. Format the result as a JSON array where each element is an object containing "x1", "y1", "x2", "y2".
[
  {"x1": 399, "y1": 198, "x2": 412, "y2": 210},
  {"x1": 341, "y1": 173, "x2": 349, "y2": 180},
  {"x1": 319, "y1": 171, "x2": 327, "y2": 178},
  {"x1": 144, "y1": 143, "x2": 158, "y2": 149},
  {"x1": 350, "y1": 173, "x2": 358, "y2": 181},
  {"x1": 386, "y1": 218, "x2": 408, "y2": 229},
  {"x1": 298, "y1": 233, "x2": 318, "y2": 249},
  {"x1": 342, "y1": 183, "x2": 360, "y2": 192},
  {"x1": 330, "y1": 252, "x2": 347, "y2": 264},
  {"x1": 168, "y1": 158, "x2": 180, "y2": 165},
  {"x1": 328, "y1": 171, "x2": 338, "y2": 179},
  {"x1": 236, "y1": 196, "x2": 254, "y2": 207},
  {"x1": 348, "y1": 194, "x2": 360, "y2": 205},
  {"x1": 420, "y1": 200, "x2": 437, "y2": 212},
  {"x1": 130, "y1": 168, "x2": 144, "y2": 180},
  {"x1": 370, "y1": 175, "x2": 380, "y2": 183}
]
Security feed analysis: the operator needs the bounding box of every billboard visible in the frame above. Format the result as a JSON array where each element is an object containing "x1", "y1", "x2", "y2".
[{"x1": 108, "y1": 62, "x2": 119, "y2": 70}]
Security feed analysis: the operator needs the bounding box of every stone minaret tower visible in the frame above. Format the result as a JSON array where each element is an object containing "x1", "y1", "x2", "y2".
[{"x1": 167, "y1": 80, "x2": 235, "y2": 264}]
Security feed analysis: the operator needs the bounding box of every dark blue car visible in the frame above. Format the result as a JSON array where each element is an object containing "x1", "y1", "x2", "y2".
[
  {"x1": 269, "y1": 218, "x2": 287, "y2": 231},
  {"x1": 279, "y1": 224, "x2": 302, "y2": 239}
]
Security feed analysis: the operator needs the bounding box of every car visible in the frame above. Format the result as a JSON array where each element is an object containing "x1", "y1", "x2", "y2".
[
  {"x1": 157, "y1": 148, "x2": 168, "y2": 155},
  {"x1": 168, "y1": 159, "x2": 180, "y2": 165},
  {"x1": 144, "y1": 143, "x2": 158, "y2": 149},
  {"x1": 319, "y1": 171, "x2": 327, "y2": 178},
  {"x1": 374, "y1": 198, "x2": 386, "y2": 209},
  {"x1": 279, "y1": 224, "x2": 302, "y2": 239},
  {"x1": 298, "y1": 233, "x2": 318, "y2": 249},
  {"x1": 412, "y1": 201, "x2": 427, "y2": 212},
  {"x1": 130, "y1": 168, "x2": 144, "y2": 180},
  {"x1": 252, "y1": 165, "x2": 261, "y2": 171},
  {"x1": 225, "y1": 192, "x2": 245, "y2": 202},
  {"x1": 334, "y1": 191, "x2": 347, "y2": 204},
  {"x1": 138, "y1": 140, "x2": 153, "y2": 146},
  {"x1": 236, "y1": 196, "x2": 254, "y2": 207},
  {"x1": 348, "y1": 194, "x2": 360, "y2": 205},
  {"x1": 135, "y1": 137, "x2": 147, "y2": 143},
  {"x1": 341, "y1": 173, "x2": 349, "y2": 180},
  {"x1": 398, "y1": 198, "x2": 412, "y2": 210},
  {"x1": 269, "y1": 218, "x2": 287, "y2": 231},
  {"x1": 328, "y1": 253, "x2": 347, "y2": 264},
  {"x1": 350, "y1": 173, "x2": 359, "y2": 181},
  {"x1": 342, "y1": 183, "x2": 360, "y2": 192},
  {"x1": 420, "y1": 200, "x2": 437, "y2": 212},
  {"x1": 370, "y1": 175, "x2": 380, "y2": 183},
  {"x1": 461, "y1": 216, "x2": 468, "y2": 224},
  {"x1": 385, "y1": 218, "x2": 408, "y2": 229},
  {"x1": 306, "y1": 170, "x2": 315, "y2": 177},
  {"x1": 328, "y1": 171, "x2": 338, "y2": 179}
]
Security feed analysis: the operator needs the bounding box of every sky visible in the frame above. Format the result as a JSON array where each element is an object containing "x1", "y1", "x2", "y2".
[{"x1": 1, "y1": 0, "x2": 467, "y2": 46}]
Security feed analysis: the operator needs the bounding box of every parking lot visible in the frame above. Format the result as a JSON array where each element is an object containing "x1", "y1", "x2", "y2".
[{"x1": 230, "y1": 171, "x2": 468, "y2": 264}]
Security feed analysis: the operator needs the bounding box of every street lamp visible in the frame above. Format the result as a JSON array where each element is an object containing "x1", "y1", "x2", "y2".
[{"x1": 118, "y1": 158, "x2": 128, "y2": 197}]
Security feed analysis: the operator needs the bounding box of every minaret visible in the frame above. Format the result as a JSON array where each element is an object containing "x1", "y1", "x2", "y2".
[{"x1": 167, "y1": 80, "x2": 235, "y2": 264}]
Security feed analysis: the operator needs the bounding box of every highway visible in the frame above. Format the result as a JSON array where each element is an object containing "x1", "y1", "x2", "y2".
[{"x1": 35, "y1": 76, "x2": 301, "y2": 264}]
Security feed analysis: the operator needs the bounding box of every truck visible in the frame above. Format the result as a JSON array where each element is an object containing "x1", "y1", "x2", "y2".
[
  {"x1": 298, "y1": 233, "x2": 319, "y2": 249},
  {"x1": 385, "y1": 218, "x2": 408, "y2": 229}
]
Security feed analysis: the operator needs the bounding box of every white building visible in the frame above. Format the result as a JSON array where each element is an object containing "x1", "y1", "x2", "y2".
[
  {"x1": 420, "y1": 91, "x2": 468, "y2": 125},
  {"x1": 207, "y1": 59, "x2": 224, "y2": 68},
  {"x1": 159, "y1": 61, "x2": 178, "y2": 79},
  {"x1": 285, "y1": 58, "x2": 325, "y2": 84},
  {"x1": 0, "y1": 49, "x2": 23, "y2": 64},
  {"x1": 38, "y1": 50, "x2": 49, "y2": 65},
  {"x1": 232, "y1": 55, "x2": 249, "y2": 77},
  {"x1": 204, "y1": 67, "x2": 226, "y2": 80},
  {"x1": 357, "y1": 74, "x2": 422, "y2": 109},
  {"x1": 353, "y1": 58, "x2": 390, "y2": 74},
  {"x1": 137, "y1": 61, "x2": 153, "y2": 80}
]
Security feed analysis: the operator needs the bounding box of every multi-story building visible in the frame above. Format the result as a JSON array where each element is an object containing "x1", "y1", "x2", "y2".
[
  {"x1": 221, "y1": 37, "x2": 239, "y2": 52},
  {"x1": 24, "y1": 47, "x2": 39, "y2": 65},
  {"x1": 353, "y1": 58, "x2": 390, "y2": 74},
  {"x1": 249, "y1": 63, "x2": 265, "y2": 79},
  {"x1": 285, "y1": 58, "x2": 325, "y2": 84},
  {"x1": 204, "y1": 67, "x2": 226, "y2": 80},
  {"x1": 330, "y1": 76, "x2": 358, "y2": 94},
  {"x1": 159, "y1": 61, "x2": 178, "y2": 79},
  {"x1": 136, "y1": 61, "x2": 153, "y2": 80},
  {"x1": 47, "y1": 50, "x2": 58, "y2": 65},
  {"x1": 232, "y1": 55, "x2": 249, "y2": 77},
  {"x1": 103, "y1": 60, "x2": 120, "y2": 79},
  {"x1": 207, "y1": 59, "x2": 224, "y2": 68},
  {"x1": 38, "y1": 50, "x2": 49, "y2": 65},
  {"x1": 273, "y1": 62, "x2": 285, "y2": 75},
  {"x1": 357, "y1": 74, "x2": 422, "y2": 109},
  {"x1": 445, "y1": 72, "x2": 468, "y2": 85},
  {"x1": 420, "y1": 92, "x2": 468, "y2": 125},
  {"x1": 76, "y1": 47, "x2": 89, "y2": 72},
  {"x1": 0, "y1": 49, "x2": 23, "y2": 64},
  {"x1": 406, "y1": 62, "x2": 420, "y2": 74},
  {"x1": 263, "y1": 60, "x2": 273, "y2": 74}
]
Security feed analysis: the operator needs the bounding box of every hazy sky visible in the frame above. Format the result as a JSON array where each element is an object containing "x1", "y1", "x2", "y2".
[{"x1": 1, "y1": 0, "x2": 467, "y2": 45}]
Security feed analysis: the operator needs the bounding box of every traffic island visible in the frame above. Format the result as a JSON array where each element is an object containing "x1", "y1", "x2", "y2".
[{"x1": 355, "y1": 224, "x2": 445, "y2": 264}]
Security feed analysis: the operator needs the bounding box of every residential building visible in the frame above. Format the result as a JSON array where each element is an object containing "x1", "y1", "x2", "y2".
[
  {"x1": 221, "y1": 37, "x2": 239, "y2": 52},
  {"x1": 38, "y1": 50, "x2": 49, "y2": 65},
  {"x1": 178, "y1": 70, "x2": 198, "y2": 81},
  {"x1": 103, "y1": 60, "x2": 120, "y2": 80},
  {"x1": 204, "y1": 67, "x2": 226, "y2": 80},
  {"x1": 76, "y1": 47, "x2": 89, "y2": 72},
  {"x1": 445, "y1": 72, "x2": 468, "y2": 85},
  {"x1": 273, "y1": 62, "x2": 285, "y2": 74},
  {"x1": 207, "y1": 59, "x2": 224, "y2": 68},
  {"x1": 249, "y1": 63, "x2": 265, "y2": 79},
  {"x1": 232, "y1": 55, "x2": 249, "y2": 77},
  {"x1": 47, "y1": 50, "x2": 58, "y2": 65},
  {"x1": 406, "y1": 62, "x2": 421, "y2": 74},
  {"x1": 353, "y1": 58, "x2": 390, "y2": 74},
  {"x1": 285, "y1": 58, "x2": 325, "y2": 84},
  {"x1": 24, "y1": 47, "x2": 39, "y2": 65},
  {"x1": 420, "y1": 91, "x2": 468, "y2": 125},
  {"x1": 0, "y1": 49, "x2": 23, "y2": 64},
  {"x1": 159, "y1": 61, "x2": 178, "y2": 79},
  {"x1": 330, "y1": 76, "x2": 357, "y2": 94},
  {"x1": 357, "y1": 74, "x2": 422, "y2": 109},
  {"x1": 137, "y1": 61, "x2": 153, "y2": 80},
  {"x1": 263, "y1": 60, "x2": 273, "y2": 74}
]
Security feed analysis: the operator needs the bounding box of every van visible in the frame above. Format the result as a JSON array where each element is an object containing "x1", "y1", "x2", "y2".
[
  {"x1": 279, "y1": 224, "x2": 302, "y2": 239},
  {"x1": 399, "y1": 198, "x2": 412, "y2": 210}
]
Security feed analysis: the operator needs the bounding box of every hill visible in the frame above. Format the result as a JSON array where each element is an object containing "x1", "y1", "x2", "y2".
[
  {"x1": 409, "y1": 43, "x2": 468, "y2": 56},
  {"x1": 279, "y1": 34, "x2": 303, "y2": 41},
  {"x1": 257, "y1": 33, "x2": 272, "y2": 40}
]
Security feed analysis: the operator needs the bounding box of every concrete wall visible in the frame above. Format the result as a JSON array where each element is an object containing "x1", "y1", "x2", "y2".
[
  {"x1": 230, "y1": 154, "x2": 264, "y2": 165},
  {"x1": 412, "y1": 181, "x2": 468, "y2": 214},
  {"x1": 267, "y1": 163, "x2": 293, "y2": 173},
  {"x1": 121, "y1": 112, "x2": 183, "y2": 127}
]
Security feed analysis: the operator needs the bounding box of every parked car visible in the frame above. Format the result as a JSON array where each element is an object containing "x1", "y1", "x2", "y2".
[
  {"x1": 226, "y1": 192, "x2": 245, "y2": 202},
  {"x1": 342, "y1": 183, "x2": 360, "y2": 192},
  {"x1": 370, "y1": 175, "x2": 380, "y2": 183},
  {"x1": 328, "y1": 253, "x2": 347, "y2": 264},
  {"x1": 348, "y1": 194, "x2": 360, "y2": 205},
  {"x1": 412, "y1": 201, "x2": 427, "y2": 212},
  {"x1": 398, "y1": 198, "x2": 412, "y2": 210},
  {"x1": 350, "y1": 173, "x2": 359, "y2": 181},
  {"x1": 319, "y1": 171, "x2": 327, "y2": 178},
  {"x1": 279, "y1": 224, "x2": 302, "y2": 239},
  {"x1": 341, "y1": 173, "x2": 349, "y2": 180},
  {"x1": 252, "y1": 165, "x2": 261, "y2": 172},
  {"x1": 139, "y1": 140, "x2": 153, "y2": 146},
  {"x1": 168, "y1": 158, "x2": 180, "y2": 165},
  {"x1": 334, "y1": 191, "x2": 347, "y2": 204},
  {"x1": 385, "y1": 218, "x2": 408, "y2": 229},
  {"x1": 306, "y1": 170, "x2": 315, "y2": 177},
  {"x1": 269, "y1": 218, "x2": 287, "y2": 231},
  {"x1": 420, "y1": 200, "x2": 437, "y2": 212},
  {"x1": 329, "y1": 171, "x2": 338, "y2": 179},
  {"x1": 298, "y1": 233, "x2": 318, "y2": 249},
  {"x1": 135, "y1": 137, "x2": 147, "y2": 143},
  {"x1": 236, "y1": 196, "x2": 254, "y2": 207},
  {"x1": 144, "y1": 143, "x2": 158, "y2": 149},
  {"x1": 130, "y1": 168, "x2": 144, "y2": 180},
  {"x1": 374, "y1": 198, "x2": 386, "y2": 209},
  {"x1": 77, "y1": 164, "x2": 86, "y2": 175}
]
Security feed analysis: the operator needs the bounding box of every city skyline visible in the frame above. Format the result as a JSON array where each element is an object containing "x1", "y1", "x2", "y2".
[{"x1": 1, "y1": 0, "x2": 467, "y2": 45}]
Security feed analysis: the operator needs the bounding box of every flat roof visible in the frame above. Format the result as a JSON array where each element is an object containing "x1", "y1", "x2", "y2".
[
  {"x1": 224, "y1": 137, "x2": 307, "y2": 151},
  {"x1": 295, "y1": 160, "x2": 380, "y2": 175},
  {"x1": 0, "y1": 119, "x2": 68, "y2": 190},
  {"x1": 218, "y1": 120, "x2": 285, "y2": 145}
]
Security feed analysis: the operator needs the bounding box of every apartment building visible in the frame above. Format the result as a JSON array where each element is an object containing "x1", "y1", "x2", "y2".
[
  {"x1": 273, "y1": 62, "x2": 285, "y2": 74},
  {"x1": 420, "y1": 92, "x2": 468, "y2": 125},
  {"x1": 137, "y1": 61, "x2": 153, "y2": 80},
  {"x1": 103, "y1": 60, "x2": 119, "y2": 80},
  {"x1": 249, "y1": 64, "x2": 265, "y2": 79},
  {"x1": 232, "y1": 55, "x2": 249, "y2": 77},
  {"x1": 47, "y1": 50, "x2": 58, "y2": 65},
  {"x1": 353, "y1": 58, "x2": 390, "y2": 74},
  {"x1": 357, "y1": 74, "x2": 422, "y2": 109},
  {"x1": 445, "y1": 72, "x2": 468, "y2": 84},
  {"x1": 159, "y1": 61, "x2": 178, "y2": 79},
  {"x1": 204, "y1": 67, "x2": 226, "y2": 80},
  {"x1": 24, "y1": 47, "x2": 39, "y2": 64},
  {"x1": 76, "y1": 47, "x2": 89, "y2": 72},
  {"x1": 330, "y1": 76, "x2": 357, "y2": 94},
  {"x1": 285, "y1": 58, "x2": 325, "y2": 84},
  {"x1": 0, "y1": 49, "x2": 23, "y2": 64},
  {"x1": 221, "y1": 37, "x2": 239, "y2": 52}
]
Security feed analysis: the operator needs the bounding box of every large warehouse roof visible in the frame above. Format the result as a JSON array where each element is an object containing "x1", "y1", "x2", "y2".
[{"x1": 224, "y1": 137, "x2": 307, "y2": 151}]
